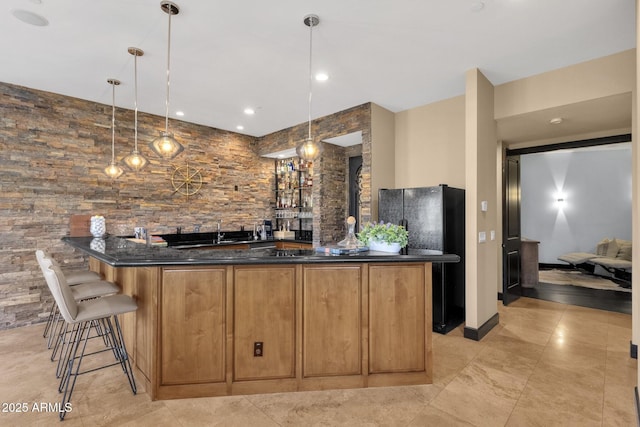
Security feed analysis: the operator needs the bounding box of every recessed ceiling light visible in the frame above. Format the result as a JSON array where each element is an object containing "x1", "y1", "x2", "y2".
[
  {"x1": 175, "y1": 111, "x2": 184, "y2": 117},
  {"x1": 549, "y1": 117, "x2": 563, "y2": 125},
  {"x1": 236, "y1": 125, "x2": 244, "y2": 130},
  {"x1": 11, "y1": 9, "x2": 49, "y2": 26},
  {"x1": 315, "y1": 73, "x2": 329, "y2": 81},
  {"x1": 243, "y1": 108, "x2": 255, "y2": 115}
]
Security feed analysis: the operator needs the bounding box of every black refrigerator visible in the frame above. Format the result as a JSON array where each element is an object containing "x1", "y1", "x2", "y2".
[{"x1": 378, "y1": 185, "x2": 465, "y2": 334}]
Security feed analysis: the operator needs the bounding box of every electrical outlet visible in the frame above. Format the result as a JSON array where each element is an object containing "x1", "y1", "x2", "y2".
[{"x1": 254, "y1": 341, "x2": 263, "y2": 357}]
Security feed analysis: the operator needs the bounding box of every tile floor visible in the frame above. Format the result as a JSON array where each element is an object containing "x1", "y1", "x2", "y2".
[{"x1": 0, "y1": 297, "x2": 636, "y2": 426}]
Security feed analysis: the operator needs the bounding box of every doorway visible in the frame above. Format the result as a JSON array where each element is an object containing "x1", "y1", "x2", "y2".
[{"x1": 503, "y1": 134, "x2": 632, "y2": 312}]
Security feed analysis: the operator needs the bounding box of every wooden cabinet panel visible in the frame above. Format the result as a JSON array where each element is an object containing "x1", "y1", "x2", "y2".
[
  {"x1": 302, "y1": 265, "x2": 361, "y2": 377},
  {"x1": 134, "y1": 267, "x2": 157, "y2": 382},
  {"x1": 234, "y1": 266, "x2": 296, "y2": 381},
  {"x1": 369, "y1": 264, "x2": 426, "y2": 374},
  {"x1": 161, "y1": 268, "x2": 226, "y2": 385}
]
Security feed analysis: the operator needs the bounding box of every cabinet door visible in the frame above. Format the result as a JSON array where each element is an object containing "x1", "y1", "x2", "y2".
[
  {"x1": 302, "y1": 265, "x2": 362, "y2": 377},
  {"x1": 161, "y1": 268, "x2": 226, "y2": 385},
  {"x1": 369, "y1": 264, "x2": 426, "y2": 373},
  {"x1": 234, "y1": 265, "x2": 296, "y2": 381}
]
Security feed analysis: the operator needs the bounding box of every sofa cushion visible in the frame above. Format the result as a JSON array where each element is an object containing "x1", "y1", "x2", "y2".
[
  {"x1": 618, "y1": 242, "x2": 632, "y2": 261},
  {"x1": 595, "y1": 238, "x2": 611, "y2": 256},
  {"x1": 605, "y1": 238, "x2": 620, "y2": 258}
]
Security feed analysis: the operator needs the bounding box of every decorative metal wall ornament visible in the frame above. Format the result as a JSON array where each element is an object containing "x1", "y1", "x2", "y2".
[{"x1": 171, "y1": 162, "x2": 203, "y2": 199}]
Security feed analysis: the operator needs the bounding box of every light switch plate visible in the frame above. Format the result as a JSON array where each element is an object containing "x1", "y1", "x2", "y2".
[
  {"x1": 481, "y1": 201, "x2": 488, "y2": 212},
  {"x1": 479, "y1": 231, "x2": 486, "y2": 243},
  {"x1": 490, "y1": 230, "x2": 495, "y2": 241}
]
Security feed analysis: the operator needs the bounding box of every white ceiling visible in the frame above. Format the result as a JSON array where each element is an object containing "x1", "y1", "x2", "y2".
[{"x1": 1, "y1": 0, "x2": 635, "y2": 144}]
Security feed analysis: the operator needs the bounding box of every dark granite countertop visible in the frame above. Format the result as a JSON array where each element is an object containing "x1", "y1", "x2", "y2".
[{"x1": 63, "y1": 236, "x2": 460, "y2": 267}]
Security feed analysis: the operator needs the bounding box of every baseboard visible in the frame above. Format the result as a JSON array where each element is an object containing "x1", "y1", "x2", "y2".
[
  {"x1": 464, "y1": 312, "x2": 499, "y2": 341},
  {"x1": 635, "y1": 387, "x2": 640, "y2": 427},
  {"x1": 631, "y1": 341, "x2": 638, "y2": 359}
]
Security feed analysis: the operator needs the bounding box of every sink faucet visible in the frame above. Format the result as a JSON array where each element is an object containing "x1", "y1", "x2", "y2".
[{"x1": 216, "y1": 220, "x2": 224, "y2": 244}]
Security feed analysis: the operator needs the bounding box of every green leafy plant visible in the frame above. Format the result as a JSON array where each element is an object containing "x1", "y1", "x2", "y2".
[{"x1": 357, "y1": 221, "x2": 409, "y2": 247}]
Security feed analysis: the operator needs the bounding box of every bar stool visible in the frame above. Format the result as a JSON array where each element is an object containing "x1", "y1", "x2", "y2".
[
  {"x1": 43, "y1": 264, "x2": 137, "y2": 421},
  {"x1": 35, "y1": 251, "x2": 120, "y2": 375},
  {"x1": 35, "y1": 250, "x2": 102, "y2": 342}
]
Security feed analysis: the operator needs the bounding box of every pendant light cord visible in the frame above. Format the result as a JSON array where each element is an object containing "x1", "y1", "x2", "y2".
[
  {"x1": 111, "y1": 83, "x2": 116, "y2": 162},
  {"x1": 307, "y1": 18, "x2": 313, "y2": 141},
  {"x1": 134, "y1": 53, "x2": 139, "y2": 151},
  {"x1": 164, "y1": 10, "x2": 172, "y2": 132}
]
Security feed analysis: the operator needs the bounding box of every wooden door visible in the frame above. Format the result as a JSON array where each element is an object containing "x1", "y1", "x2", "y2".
[
  {"x1": 161, "y1": 268, "x2": 226, "y2": 385},
  {"x1": 233, "y1": 266, "x2": 296, "y2": 381},
  {"x1": 503, "y1": 156, "x2": 522, "y2": 305},
  {"x1": 302, "y1": 265, "x2": 362, "y2": 377},
  {"x1": 369, "y1": 264, "x2": 427, "y2": 373}
]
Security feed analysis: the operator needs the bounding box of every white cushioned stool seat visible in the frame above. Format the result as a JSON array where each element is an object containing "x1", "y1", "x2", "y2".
[
  {"x1": 69, "y1": 280, "x2": 120, "y2": 301},
  {"x1": 64, "y1": 270, "x2": 102, "y2": 286}
]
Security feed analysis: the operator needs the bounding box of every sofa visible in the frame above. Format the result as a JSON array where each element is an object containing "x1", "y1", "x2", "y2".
[{"x1": 558, "y1": 238, "x2": 632, "y2": 285}]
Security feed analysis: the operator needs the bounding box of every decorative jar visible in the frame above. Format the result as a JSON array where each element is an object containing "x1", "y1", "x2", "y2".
[{"x1": 90, "y1": 215, "x2": 106, "y2": 238}]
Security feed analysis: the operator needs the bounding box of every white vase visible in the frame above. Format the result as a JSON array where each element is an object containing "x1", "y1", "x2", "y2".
[
  {"x1": 90, "y1": 216, "x2": 106, "y2": 238},
  {"x1": 368, "y1": 240, "x2": 401, "y2": 253}
]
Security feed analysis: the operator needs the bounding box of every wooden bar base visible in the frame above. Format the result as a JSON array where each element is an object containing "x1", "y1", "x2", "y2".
[{"x1": 91, "y1": 259, "x2": 433, "y2": 400}]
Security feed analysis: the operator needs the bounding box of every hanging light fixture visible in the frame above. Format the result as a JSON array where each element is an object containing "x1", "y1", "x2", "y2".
[
  {"x1": 123, "y1": 47, "x2": 149, "y2": 172},
  {"x1": 104, "y1": 78, "x2": 124, "y2": 179},
  {"x1": 150, "y1": 1, "x2": 184, "y2": 159},
  {"x1": 296, "y1": 14, "x2": 323, "y2": 161}
]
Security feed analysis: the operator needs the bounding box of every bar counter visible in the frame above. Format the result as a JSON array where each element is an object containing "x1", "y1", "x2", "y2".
[
  {"x1": 63, "y1": 235, "x2": 459, "y2": 400},
  {"x1": 62, "y1": 235, "x2": 460, "y2": 266}
]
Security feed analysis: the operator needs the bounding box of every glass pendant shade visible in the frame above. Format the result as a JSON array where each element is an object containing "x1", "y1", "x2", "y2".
[
  {"x1": 124, "y1": 47, "x2": 149, "y2": 172},
  {"x1": 151, "y1": 1, "x2": 184, "y2": 160},
  {"x1": 296, "y1": 137, "x2": 323, "y2": 161},
  {"x1": 104, "y1": 161, "x2": 124, "y2": 179},
  {"x1": 150, "y1": 131, "x2": 184, "y2": 159},
  {"x1": 123, "y1": 149, "x2": 149, "y2": 171},
  {"x1": 104, "y1": 78, "x2": 124, "y2": 179}
]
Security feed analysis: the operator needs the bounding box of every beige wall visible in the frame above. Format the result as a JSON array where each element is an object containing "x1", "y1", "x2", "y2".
[
  {"x1": 395, "y1": 96, "x2": 466, "y2": 189},
  {"x1": 370, "y1": 103, "x2": 396, "y2": 221},
  {"x1": 634, "y1": 0, "x2": 639, "y2": 383},
  {"x1": 394, "y1": 50, "x2": 637, "y2": 336},
  {"x1": 465, "y1": 69, "x2": 499, "y2": 330},
  {"x1": 495, "y1": 49, "x2": 635, "y2": 120}
]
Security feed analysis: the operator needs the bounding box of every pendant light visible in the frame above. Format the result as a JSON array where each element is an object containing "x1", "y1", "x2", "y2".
[
  {"x1": 123, "y1": 47, "x2": 149, "y2": 172},
  {"x1": 296, "y1": 14, "x2": 323, "y2": 161},
  {"x1": 104, "y1": 79, "x2": 124, "y2": 179},
  {"x1": 150, "y1": 1, "x2": 184, "y2": 159}
]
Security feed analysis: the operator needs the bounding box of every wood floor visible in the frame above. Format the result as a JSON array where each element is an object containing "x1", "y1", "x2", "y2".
[{"x1": 521, "y1": 281, "x2": 631, "y2": 314}]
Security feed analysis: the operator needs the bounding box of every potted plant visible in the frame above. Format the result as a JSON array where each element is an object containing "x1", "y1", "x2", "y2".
[{"x1": 357, "y1": 221, "x2": 409, "y2": 253}]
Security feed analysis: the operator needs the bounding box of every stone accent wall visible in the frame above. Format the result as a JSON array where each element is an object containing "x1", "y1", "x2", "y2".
[
  {"x1": 0, "y1": 82, "x2": 372, "y2": 329},
  {"x1": 258, "y1": 104, "x2": 372, "y2": 246},
  {"x1": 0, "y1": 82, "x2": 272, "y2": 329}
]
